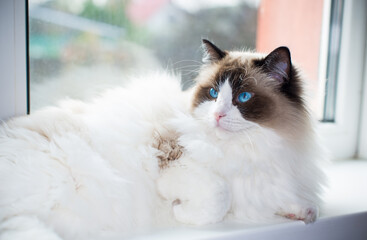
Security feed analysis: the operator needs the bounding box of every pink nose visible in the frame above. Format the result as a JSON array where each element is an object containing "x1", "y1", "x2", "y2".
[{"x1": 214, "y1": 112, "x2": 226, "y2": 122}]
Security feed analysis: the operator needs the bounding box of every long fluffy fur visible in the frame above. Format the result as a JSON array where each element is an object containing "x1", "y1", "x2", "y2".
[
  {"x1": 0, "y1": 73, "x2": 188, "y2": 239},
  {"x1": 0, "y1": 49, "x2": 325, "y2": 239}
]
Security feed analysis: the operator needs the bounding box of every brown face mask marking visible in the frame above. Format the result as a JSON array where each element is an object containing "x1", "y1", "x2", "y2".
[{"x1": 192, "y1": 40, "x2": 309, "y2": 134}]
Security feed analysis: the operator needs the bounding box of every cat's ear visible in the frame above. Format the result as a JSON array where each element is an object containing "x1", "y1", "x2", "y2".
[
  {"x1": 201, "y1": 39, "x2": 227, "y2": 63},
  {"x1": 262, "y1": 46, "x2": 292, "y2": 84}
]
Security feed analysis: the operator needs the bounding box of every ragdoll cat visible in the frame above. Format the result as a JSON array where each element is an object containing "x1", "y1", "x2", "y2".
[
  {"x1": 158, "y1": 40, "x2": 325, "y2": 225},
  {"x1": 0, "y1": 40, "x2": 324, "y2": 240}
]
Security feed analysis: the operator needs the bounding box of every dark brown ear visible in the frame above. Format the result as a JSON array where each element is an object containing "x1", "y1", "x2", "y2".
[
  {"x1": 262, "y1": 46, "x2": 291, "y2": 84},
  {"x1": 201, "y1": 39, "x2": 227, "y2": 63}
]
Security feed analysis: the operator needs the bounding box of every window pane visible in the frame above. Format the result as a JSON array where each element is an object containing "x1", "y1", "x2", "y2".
[
  {"x1": 29, "y1": 0, "x2": 333, "y2": 120},
  {"x1": 28, "y1": 0, "x2": 259, "y2": 110},
  {"x1": 256, "y1": 0, "x2": 325, "y2": 119},
  {"x1": 323, "y1": 0, "x2": 344, "y2": 122}
]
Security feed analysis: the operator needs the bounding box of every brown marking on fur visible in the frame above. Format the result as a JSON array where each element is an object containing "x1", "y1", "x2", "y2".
[
  {"x1": 191, "y1": 45, "x2": 311, "y2": 138},
  {"x1": 37, "y1": 131, "x2": 51, "y2": 141},
  {"x1": 202, "y1": 39, "x2": 228, "y2": 63},
  {"x1": 172, "y1": 199, "x2": 181, "y2": 205},
  {"x1": 192, "y1": 57, "x2": 281, "y2": 125},
  {"x1": 152, "y1": 131, "x2": 184, "y2": 169}
]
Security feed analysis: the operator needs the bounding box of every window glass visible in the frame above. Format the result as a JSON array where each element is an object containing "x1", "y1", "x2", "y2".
[
  {"x1": 256, "y1": 0, "x2": 326, "y2": 118},
  {"x1": 29, "y1": 0, "x2": 327, "y2": 120},
  {"x1": 29, "y1": 0, "x2": 259, "y2": 110},
  {"x1": 323, "y1": 0, "x2": 344, "y2": 122}
]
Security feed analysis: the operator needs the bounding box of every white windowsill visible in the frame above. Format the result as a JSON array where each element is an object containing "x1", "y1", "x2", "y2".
[{"x1": 129, "y1": 159, "x2": 367, "y2": 240}]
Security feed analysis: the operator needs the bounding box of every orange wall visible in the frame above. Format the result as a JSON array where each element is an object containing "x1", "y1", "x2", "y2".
[{"x1": 256, "y1": 0, "x2": 324, "y2": 98}]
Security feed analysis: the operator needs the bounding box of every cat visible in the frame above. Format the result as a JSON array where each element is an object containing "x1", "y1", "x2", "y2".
[
  {"x1": 0, "y1": 39, "x2": 325, "y2": 240},
  {"x1": 158, "y1": 39, "x2": 325, "y2": 225}
]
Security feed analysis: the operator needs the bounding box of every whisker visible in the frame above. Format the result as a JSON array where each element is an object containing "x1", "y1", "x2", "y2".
[
  {"x1": 242, "y1": 129, "x2": 255, "y2": 152},
  {"x1": 171, "y1": 60, "x2": 203, "y2": 65},
  {"x1": 179, "y1": 72, "x2": 201, "y2": 77},
  {"x1": 174, "y1": 64, "x2": 202, "y2": 68},
  {"x1": 175, "y1": 68, "x2": 200, "y2": 73}
]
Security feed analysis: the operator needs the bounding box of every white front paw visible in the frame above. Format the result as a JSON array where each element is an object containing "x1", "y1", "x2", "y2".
[
  {"x1": 157, "y1": 163, "x2": 231, "y2": 225},
  {"x1": 172, "y1": 192, "x2": 230, "y2": 226},
  {"x1": 172, "y1": 201, "x2": 212, "y2": 225},
  {"x1": 278, "y1": 205, "x2": 319, "y2": 224}
]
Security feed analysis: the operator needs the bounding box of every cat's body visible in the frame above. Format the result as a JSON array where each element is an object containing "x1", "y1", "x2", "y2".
[{"x1": 0, "y1": 40, "x2": 324, "y2": 240}]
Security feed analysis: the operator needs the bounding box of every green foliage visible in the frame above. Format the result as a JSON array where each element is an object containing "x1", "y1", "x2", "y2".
[
  {"x1": 80, "y1": 1, "x2": 130, "y2": 34},
  {"x1": 80, "y1": 0, "x2": 127, "y2": 27},
  {"x1": 79, "y1": 0, "x2": 150, "y2": 43}
]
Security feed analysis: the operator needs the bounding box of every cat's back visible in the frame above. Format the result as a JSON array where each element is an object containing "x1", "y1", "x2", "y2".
[
  {"x1": 0, "y1": 72, "x2": 186, "y2": 238},
  {"x1": 0, "y1": 71, "x2": 187, "y2": 165}
]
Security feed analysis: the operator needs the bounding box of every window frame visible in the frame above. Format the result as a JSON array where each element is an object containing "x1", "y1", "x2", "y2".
[
  {"x1": 0, "y1": 0, "x2": 366, "y2": 160},
  {"x1": 358, "y1": 33, "x2": 367, "y2": 159},
  {"x1": 317, "y1": 0, "x2": 367, "y2": 160},
  {"x1": 0, "y1": 0, "x2": 28, "y2": 121}
]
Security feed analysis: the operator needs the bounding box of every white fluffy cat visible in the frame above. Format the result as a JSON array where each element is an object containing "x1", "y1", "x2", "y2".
[{"x1": 0, "y1": 40, "x2": 325, "y2": 240}]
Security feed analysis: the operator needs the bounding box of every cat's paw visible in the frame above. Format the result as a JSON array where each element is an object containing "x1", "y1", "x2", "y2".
[
  {"x1": 157, "y1": 163, "x2": 231, "y2": 226},
  {"x1": 278, "y1": 206, "x2": 319, "y2": 224},
  {"x1": 172, "y1": 198, "x2": 228, "y2": 225},
  {"x1": 172, "y1": 200, "x2": 209, "y2": 225}
]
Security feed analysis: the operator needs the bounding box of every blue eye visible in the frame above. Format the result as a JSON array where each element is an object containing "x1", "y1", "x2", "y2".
[
  {"x1": 238, "y1": 92, "x2": 252, "y2": 103},
  {"x1": 209, "y1": 88, "x2": 218, "y2": 98}
]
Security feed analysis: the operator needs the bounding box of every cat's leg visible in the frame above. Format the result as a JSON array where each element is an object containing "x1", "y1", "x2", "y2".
[
  {"x1": 272, "y1": 182, "x2": 320, "y2": 223},
  {"x1": 275, "y1": 182, "x2": 321, "y2": 223},
  {"x1": 231, "y1": 174, "x2": 320, "y2": 224},
  {"x1": 0, "y1": 215, "x2": 63, "y2": 240},
  {"x1": 157, "y1": 161, "x2": 231, "y2": 225},
  {"x1": 276, "y1": 204, "x2": 319, "y2": 224}
]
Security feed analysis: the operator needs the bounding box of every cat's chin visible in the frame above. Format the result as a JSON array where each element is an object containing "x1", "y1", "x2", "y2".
[
  {"x1": 214, "y1": 127, "x2": 233, "y2": 139},
  {"x1": 215, "y1": 125, "x2": 235, "y2": 133},
  {"x1": 214, "y1": 125, "x2": 256, "y2": 139},
  {"x1": 213, "y1": 124, "x2": 253, "y2": 139},
  {"x1": 214, "y1": 120, "x2": 254, "y2": 133}
]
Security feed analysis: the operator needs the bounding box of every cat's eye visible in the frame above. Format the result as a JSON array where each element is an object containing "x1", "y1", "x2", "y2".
[
  {"x1": 237, "y1": 92, "x2": 252, "y2": 103},
  {"x1": 209, "y1": 88, "x2": 218, "y2": 99}
]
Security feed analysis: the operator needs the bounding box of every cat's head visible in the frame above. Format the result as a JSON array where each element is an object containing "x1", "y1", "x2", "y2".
[{"x1": 191, "y1": 39, "x2": 309, "y2": 137}]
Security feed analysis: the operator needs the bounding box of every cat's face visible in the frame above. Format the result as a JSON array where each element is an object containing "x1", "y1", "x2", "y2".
[{"x1": 191, "y1": 40, "x2": 308, "y2": 136}]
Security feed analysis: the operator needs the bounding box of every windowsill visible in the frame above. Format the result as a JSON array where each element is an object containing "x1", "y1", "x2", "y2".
[{"x1": 129, "y1": 159, "x2": 367, "y2": 240}]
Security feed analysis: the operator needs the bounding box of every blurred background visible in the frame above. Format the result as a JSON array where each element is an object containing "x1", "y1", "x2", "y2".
[
  {"x1": 29, "y1": 0, "x2": 259, "y2": 110},
  {"x1": 28, "y1": 0, "x2": 325, "y2": 118}
]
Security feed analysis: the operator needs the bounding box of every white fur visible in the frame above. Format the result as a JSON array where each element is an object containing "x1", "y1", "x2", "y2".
[
  {"x1": 0, "y1": 72, "x2": 324, "y2": 239},
  {"x1": 163, "y1": 79, "x2": 325, "y2": 224},
  {"x1": 0, "y1": 73, "x2": 186, "y2": 239}
]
